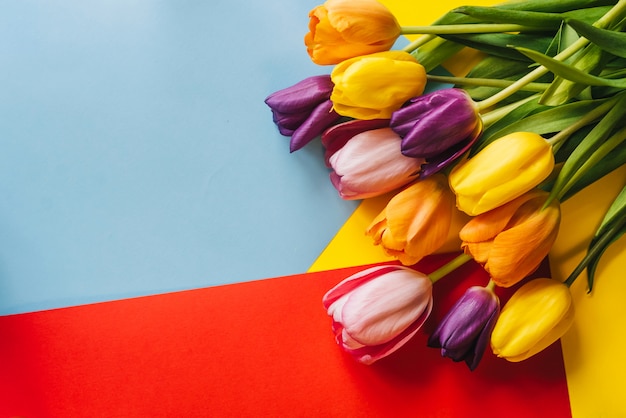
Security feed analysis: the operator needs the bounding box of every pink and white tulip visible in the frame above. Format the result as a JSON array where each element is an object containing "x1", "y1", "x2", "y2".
[
  {"x1": 323, "y1": 119, "x2": 423, "y2": 200},
  {"x1": 322, "y1": 265, "x2": 433, "y2": 365}
]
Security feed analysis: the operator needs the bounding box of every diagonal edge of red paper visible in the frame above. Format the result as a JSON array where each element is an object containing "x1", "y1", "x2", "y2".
[{"x1": 0, "y1": 254, "x2": 571, "y2": 418}]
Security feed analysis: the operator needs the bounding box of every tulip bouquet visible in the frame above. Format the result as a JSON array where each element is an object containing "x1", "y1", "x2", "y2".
[{"x1": 265, "y1": 0, "x2": 626, "y2": 370}]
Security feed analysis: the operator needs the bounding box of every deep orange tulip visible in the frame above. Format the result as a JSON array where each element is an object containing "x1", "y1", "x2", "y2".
[
  {"x1": 460, "y1": 189, "x2": 561, "y2": 288},
  {"x1": 366, "y1": 174, "x2": 459, "y2": 265},
  {"x1": 305, "y1": 0, "x2": 401, "y2": 65}
]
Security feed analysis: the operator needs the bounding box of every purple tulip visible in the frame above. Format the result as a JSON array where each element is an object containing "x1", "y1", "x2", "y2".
[
  {"x1": 265, "y1": 75, "x2": 342, "y2": 152},
  {"x1": 390, "y1": 89, "x2": 481, "y2": 173},
  {"x1": 427, "y1": 285, "x2": 500, "y2": 371}
]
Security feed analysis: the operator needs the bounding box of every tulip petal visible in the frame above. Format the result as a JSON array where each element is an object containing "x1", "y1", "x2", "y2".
[
  {"x1": 428, "y1": 286, "x2": 499, "y2": 370},
  {"x1": 322, "y1": 265, "x2": 400, "y2": 309},
  {"x1": 419, "y1": 121, "x2": 482, "y2": 178},
  {"x1": 322, "y1": 119, "x2": 390, "y2": 166},
  {"x1": 343, "y1": 296, "x2": 433, "y2": 365},
  {"x1": 327, "y1": 127, "x2": 422, "y2": 199},
  {"x1": 449, "y1": 132, "x2": 554, "y2": 216},
  {"x1": 264, "y1": 75, "x2": 334, "y2": 113},
  {"x1": 340, "y1": 268, "x2": 432, "y2": 345},
  {"x1": 290, "y1": 100, "x2": 341, "y2": 152},
  {"x1": 491, "y1": 278, "x2": 574, "y2": 362}
]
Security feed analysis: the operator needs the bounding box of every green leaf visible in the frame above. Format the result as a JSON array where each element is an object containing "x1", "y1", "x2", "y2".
[
  {"x1": 452, "y1": 6, "x2": 564, "y2": 28},
  {"x1": 547, "y1": 93, "x2": 626, "y2": 203},
  {"x1": 497, "y1": 0, "x2": 619, "y2": 13},
  {"x1": 541, "y1": 129, "x2": 626, "y2": 202},
  {"x1": 463, "y1": 55, "x2": 552, "y2": 102},
  {"x1": 586, "y1": 192, "x2": 626, "y2": 290},
  {"x1": 567, "y1": 18, "x2": 626, "y2": 58},
  {"x1": 586, "y1": 220, "x2": 626, "y2": 290},
  {"x1": 443, "y1": 33, "x2": 557, "y2": 61},
  {"x1": 539, "y1": 43, "x2": 611, "y2": 104},
  {"x1": 475, "y1": 98, "x2": 609, "y2": 154},
  {"x1": 566, "y1": 213, "x2": 626, "y2": 291},
  {"x1": 413, "y1": 38, "x2": 464, "y2": 73},
  {"x1": 595, "y1": 183, "x2": 626, "y2": 240},
  {"x1": 516, "y1": 46, "x2": 626, "y2": 87}
]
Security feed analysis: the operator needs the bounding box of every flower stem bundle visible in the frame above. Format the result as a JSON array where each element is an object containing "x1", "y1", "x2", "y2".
[{"x1": 264, "y1": 0, "x2": 626, "y2": 370}]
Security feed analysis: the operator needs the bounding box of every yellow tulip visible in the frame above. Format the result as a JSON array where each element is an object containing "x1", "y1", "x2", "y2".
[
  {"x1": 448, "y1": 132, "x2": 555, "y2": 216},
  {"x1": 305, "y1": 0, "x2": 401, "y2": 65},
  {"x1": 491, "y1": 278, "x2": 575, "y2": 362},
  {"x1": 330, "y1": 51, "x2": 427, "y2": 120},
  {"x1": 460, "y1": 189, "x2": 561, "y2": 288},
  {"x1": 366, "y1": 174, "x2": 458, "y2": 265}
]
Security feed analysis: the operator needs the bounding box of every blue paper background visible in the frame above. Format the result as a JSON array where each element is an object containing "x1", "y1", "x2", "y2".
[{"x1": 0, "y1": 0, "x2": 363, "y2": 315}]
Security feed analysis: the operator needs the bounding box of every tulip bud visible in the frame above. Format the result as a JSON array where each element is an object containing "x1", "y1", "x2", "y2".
[
  {"x1": 324, "y1": 119, "x2": 423, "y2": 200},
  {"x1": 305, "y1": 0, "x2": 401, "y2": 65},
  {"x1": 265, "y1": 75, "x2": 341, "y2": 152},
  {"x1": 460, "y1": 189, "x2": 561, "y2": 288},
  {"x1": 322, "y1": 265, "x2": 433, "y2": 365},
  {"x1": 330, "y1": 51, "x2": 427, "y2": 120},
  {"x1": 391, "y1": 89, "x2": 481, "y2": 159},
  {"x1": 448, "y1": 132, "x2": 555, "y2": 216},
  {"x1": 428, "y1": 285, "x2": 500, "y2": 371},
  {"x1": 366, "y1": 174, "x2": 456, "y2": 265},
  {"x1": 491, "y1": 278, "x2": 574, "y2": 362}
]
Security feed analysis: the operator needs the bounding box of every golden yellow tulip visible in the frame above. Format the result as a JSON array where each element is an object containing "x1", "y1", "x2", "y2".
[
  {"x1": 491, "y1": 278, "x2": 575, "y2": 362},
  {"x1": 330, "y1": 51, "x2": 426, "y2": 120},
  {"x1": 449, "y1": 132, "x2": 554, "y2": 216}
]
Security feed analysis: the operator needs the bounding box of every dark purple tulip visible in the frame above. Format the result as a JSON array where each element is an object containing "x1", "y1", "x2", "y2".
[
  {"x1": 265, "y1": 75, "x2": 341, "y2": 152},
  {"x1": 390, "y1": 88, "x2": 480, "y2": 159},
  {"x1": 427, "y1": 285, "x2": 500, "y2": 371}
]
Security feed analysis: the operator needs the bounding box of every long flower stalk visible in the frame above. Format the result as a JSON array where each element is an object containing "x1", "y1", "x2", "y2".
[
  {"x1": 428, "y1": 253, "x2": 473, "y2": 283},
  {"x1": 476, "y1": 0, "x2": 626, "y2": 111}
]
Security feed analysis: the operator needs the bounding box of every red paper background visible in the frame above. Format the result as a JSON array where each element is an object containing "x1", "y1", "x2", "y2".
[{"x1": 0, "y1": 254, "x2": 570, "y2": 417}]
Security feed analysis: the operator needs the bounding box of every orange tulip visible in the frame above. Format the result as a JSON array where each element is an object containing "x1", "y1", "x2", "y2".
[
  {"x1": 366, "y1": 174, "x2": 459, "y2": 265},
  {"x1": 460, "y1": 189, "x2": 561, "y2": 288},
  {"x1": 304, "y1": 0, "x2": 401, "y2": 65}
]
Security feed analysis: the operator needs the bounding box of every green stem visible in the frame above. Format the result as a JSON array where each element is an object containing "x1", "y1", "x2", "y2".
[
  {"x1": 546, "y1": 98, "x2": 616, "y2": 152},
  {"x1": 401, "y1": 23, "x2": 540, "y2": 35},
  {"x1": 476, "y1": 0, "x2": 626, "y2": 111},
  {"x1": 426, "y1": 74, "x2": 549, "y2": 92},
  {"x1": 486, "y1": 279, "x2": 496, "y2": 292},
  {"x1": 557, "y1": 124, "x2": 626, "y2": 202},
  {"x1": 428, "y1": 253, "x2": 473, "y2": 284},
  {"x1": 402, "y1": 34, "x2": 436, "y2": 53},
  {"x1": 480, "y1": 94, "x2": 539, "y2": 128}
]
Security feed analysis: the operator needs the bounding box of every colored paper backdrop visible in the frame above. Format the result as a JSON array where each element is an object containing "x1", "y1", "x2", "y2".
[{"x1": 0, "y1": 0, "x2": 625, "y2": 416}]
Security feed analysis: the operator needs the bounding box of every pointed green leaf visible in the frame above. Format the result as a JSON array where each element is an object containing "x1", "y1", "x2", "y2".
[
  {"x1": 444, "y1": 33, "x2": 557, "y2": 61},
  {"x1": 586, "y1": 214, "x2": 626, "y2": 291},
  {"x1": 516, "y1": 46, "x2": 626, "y2": 87},
  {"x1": 567, "y1": 18, "x2": 626, "y2": 58},
  {"x1": 595, "y1": 184, "x2": 626, "y2": 240},
  {"x1": 497, "y1": 0, "x2": 620, "y2": 13},
  {"x1": 540, "y1": 43, "x2": 610, "y2": 105},
  {"x1": 475, "y1": 98, "x2": 609, "y2": 154},
  {"x1": 452, "y1": 6, "x2": 564, "y2": 28},
  {"x1": 557, "y1": 142, "x2": 626, "y2": 199},
  {"x1": 547, "y1": 93, "x2": 626, "y2": 203},
  {"x1": 413, "y1": 38, "x2": 464, "y2": 73}
]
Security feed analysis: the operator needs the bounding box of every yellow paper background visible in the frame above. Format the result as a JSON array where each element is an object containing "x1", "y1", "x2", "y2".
[{"x1": 308, "y1": 1, "x2": 626, "y2": 416}]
